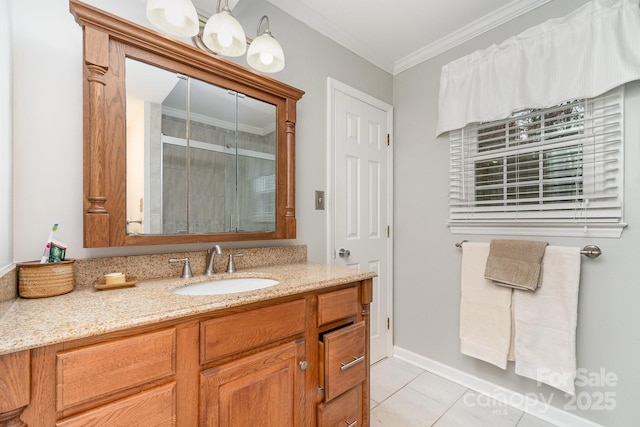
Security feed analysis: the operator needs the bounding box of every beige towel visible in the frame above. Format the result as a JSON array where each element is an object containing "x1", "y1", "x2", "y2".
[
  {"x1": 513, "y1": 245, "x2": 581, "y2": 395},
  {"x1": 459, "y1": 242, "x2": 512, "y2": 369},
  {"x1": 485, "y1": 239, "x2": 548, "y2": 291}
]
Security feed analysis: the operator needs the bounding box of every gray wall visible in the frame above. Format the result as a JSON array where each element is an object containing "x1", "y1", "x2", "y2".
[
  {"x1": 393, "y1": 0, "x2": 640, "y2": 425},
  {"x1": 9, "y1": 0, "x2": 392, "y2": 263},
  {"x1": 233, "y1": 0, "x2": 394, "y2": 262},
  {"x1": 1, "y1": 1, "x2": 12, "y2": 269}
]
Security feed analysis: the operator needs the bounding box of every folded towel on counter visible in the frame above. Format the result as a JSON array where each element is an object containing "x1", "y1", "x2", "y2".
[
  {"x1": 513, "y1": 245, "x2": 581, "y2": 395},
  {"x1": 485, "y1": 239, "x2": 548, "y2": 291},
  {"x1": 459, "y1": 242, "x2": 512, "y2": 369}
]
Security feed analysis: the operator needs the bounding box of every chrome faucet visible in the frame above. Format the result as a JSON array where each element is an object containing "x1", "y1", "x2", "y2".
[{"x1": 205, "y1": 244, "x2": 223, "y2": 275}]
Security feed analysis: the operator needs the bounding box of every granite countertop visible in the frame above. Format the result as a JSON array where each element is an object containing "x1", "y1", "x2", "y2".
[{"x1": 0, "y1": 263, "x2": 375, "y2": 356}]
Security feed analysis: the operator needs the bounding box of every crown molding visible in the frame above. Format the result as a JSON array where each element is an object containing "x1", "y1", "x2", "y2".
[
  {"x1": 394, "y1": 0, "x2": 552, "y2": 74},
  {"x1": 264, "y1": 0, "x2": 552, "y2": 75}
]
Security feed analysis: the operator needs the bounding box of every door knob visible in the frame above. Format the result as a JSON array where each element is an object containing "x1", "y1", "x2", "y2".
[{"x1": 338, "y1": 248, "x2": 351, "y2": 258}]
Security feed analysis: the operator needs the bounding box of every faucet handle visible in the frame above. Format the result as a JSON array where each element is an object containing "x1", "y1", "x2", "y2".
[
  {"x1": 226, "y1": 253, "x2": 244, "y2": 273},
  {"x1": 169, "y1": 257, "x2": 193, "y2": 279}
]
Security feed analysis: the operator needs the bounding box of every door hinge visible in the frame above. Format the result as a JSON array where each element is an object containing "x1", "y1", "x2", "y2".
[
  {"x1": 387, "y1": 133, "x2": 390, "y2": 146},
  {"x1": 387, "y1": 225, "x2": 390, "y2": 238},
  {"x1": 387, "y1": 317, "x2": 390, "y2": 330}
]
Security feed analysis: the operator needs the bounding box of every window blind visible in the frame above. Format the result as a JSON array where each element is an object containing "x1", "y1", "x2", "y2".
[{"x1": 449, "y1": 88, "x2": 624, "y2": 236}]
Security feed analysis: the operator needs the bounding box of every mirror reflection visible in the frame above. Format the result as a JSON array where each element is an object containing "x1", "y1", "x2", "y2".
[{"x1": 125, "y1": 58, "x2": 277, "y2": 236}]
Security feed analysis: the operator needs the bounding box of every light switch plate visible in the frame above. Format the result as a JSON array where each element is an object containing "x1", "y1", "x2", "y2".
[{"x1": 315, "y1": 191, "x2": 325, "y2": 210}]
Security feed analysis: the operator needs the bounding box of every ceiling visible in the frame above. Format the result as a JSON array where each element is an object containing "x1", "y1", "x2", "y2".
[
  {"x1": 227, "y1": 0, "x2": 551, "y2": 75},
  {"x1": 144, "y1": 0, "x2": 553, "y2": 75}
]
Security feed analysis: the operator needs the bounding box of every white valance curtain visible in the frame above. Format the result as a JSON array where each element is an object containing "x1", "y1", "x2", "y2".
[{"x1": 436, "y1": 0, "x2": 640, "y2": 136}]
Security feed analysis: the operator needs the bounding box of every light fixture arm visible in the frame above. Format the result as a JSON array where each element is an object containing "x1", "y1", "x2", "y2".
[
  {"x1": 256, "y1": 15, "x2": 273, "y2": 37},
  {"x1": 216, "y1": 0, "x2": 229, "y2": 14}
]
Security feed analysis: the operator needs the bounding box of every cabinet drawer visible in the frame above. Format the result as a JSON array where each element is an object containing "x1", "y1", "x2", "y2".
[
  {"x1": 56, "y1": 328, "x2": 176, "y2": 410},
  {"x1": 200, "y1": 299, "x2": 306, "y2": 364},
  {"x1": 317, "y1": 383, "x2": 362, "y2": 427},
  {"x1": 56, "y1": 382, "x2": 175, "y2": 427},
  {"x1": 318, "y1": 287, "x2": 358, "y2": 326},
  {"x1": 320, "y1": 322, "x2": 366, "y2": 402}
]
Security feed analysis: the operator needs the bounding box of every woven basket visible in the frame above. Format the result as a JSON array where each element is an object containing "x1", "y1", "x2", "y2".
[{"x1": 18, "y1": 260, "x2": 75, "y2": 298}]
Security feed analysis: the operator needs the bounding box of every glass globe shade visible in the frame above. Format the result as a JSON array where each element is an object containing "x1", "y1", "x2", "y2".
[
  {"x1": 247, "y1": 34, "x2": 284, "y2": 73},
  {"x1": 146, "y1": 0, "x2": 199, "y2": 37},
  {"x1": 202, "y1": 11, "x2": 247, "y2": 57}
]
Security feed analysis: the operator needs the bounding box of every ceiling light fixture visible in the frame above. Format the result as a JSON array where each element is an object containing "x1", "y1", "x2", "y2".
[
  {"x1": 201, "y1": 1, "x2": 246, "y2": 57},
  {"x1": 247, "y1": 16, "x2": 285, "y2": 73},
  {"x1": 146, "y1": 0, "x2": 199, "y2": 38},
  {"x1": 146, "y1": 0, "x2": 285, "y2": 73}
]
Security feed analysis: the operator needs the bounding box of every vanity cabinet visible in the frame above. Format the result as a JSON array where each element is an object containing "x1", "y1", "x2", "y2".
[
  {"x1": 12, "y1": 278, "x2": 372, "y2": 427},
  {"x1": 0, "y1": 350, "x2": 30, "y2": 426},
  {"x1": 48, "y1": 328, "x2": 178, "y2": 426},
  {"x1": 199, "y1": 299, "x2": 306, "y2": 363},
  {"x1": 55, "y1": 328, "x2": 176, "y2": 412},
  {"x1": 199, "y1": 299, "x2": 308, "y2": 426},
  {"x1": 317, "y1": 384, "x2": 362, "y2": 427},
  {"x1": 317, "y1": 287, "x2": 369, "y2": 427},
  {"x1": 200, "y1": 340, "x2": 306, "y2": 426},
  {"x1": 55, "y1": 383, "x2": 175, "y2": 427},
  {"x1": 320, "y1": 322, "x2": 366, "y2": 402}
]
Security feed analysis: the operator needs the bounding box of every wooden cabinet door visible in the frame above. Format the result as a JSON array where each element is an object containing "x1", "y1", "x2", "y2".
[{"x1": 200, "y1": 339, "x2": 306, "y2": 427}]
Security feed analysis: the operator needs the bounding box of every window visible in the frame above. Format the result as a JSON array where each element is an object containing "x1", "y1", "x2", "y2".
[{"x1": 449, "y1": 88, "x2": 625, "y2": 237}]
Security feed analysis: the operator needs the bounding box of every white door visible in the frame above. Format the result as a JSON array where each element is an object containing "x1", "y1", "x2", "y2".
[{"x1": 328, "y1": 79, "x2": 393, "y2": 364}]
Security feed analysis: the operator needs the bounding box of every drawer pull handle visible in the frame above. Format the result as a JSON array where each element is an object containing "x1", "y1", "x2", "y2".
[
  {"x1": 345, "y1": 420, "x2": 357, "y2": 427},
  {"x1": 340, "y1": 355, "x2": 365, "y2": 371}
]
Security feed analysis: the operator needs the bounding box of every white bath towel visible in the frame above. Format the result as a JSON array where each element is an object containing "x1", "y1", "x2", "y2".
[
  {"x1": 459, "y1": 242, "x2": 512, "y2": 369},
  {"x1": 513, "y1": 245, "x2": 581, "y2": 395}
]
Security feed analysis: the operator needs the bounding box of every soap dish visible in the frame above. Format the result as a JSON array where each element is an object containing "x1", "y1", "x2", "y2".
[{"x1": 94, "y1": 276, "x2": 137, "y2": 290}]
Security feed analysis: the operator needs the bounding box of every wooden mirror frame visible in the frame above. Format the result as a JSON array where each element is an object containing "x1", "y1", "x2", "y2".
[{"x1": 70, "y1": 0, "x2": 304, "y2": 248}]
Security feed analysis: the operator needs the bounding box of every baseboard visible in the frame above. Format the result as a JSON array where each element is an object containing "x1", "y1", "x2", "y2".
[{"x1": 393, "y1": 346, "x2": 603, "y2": 427}]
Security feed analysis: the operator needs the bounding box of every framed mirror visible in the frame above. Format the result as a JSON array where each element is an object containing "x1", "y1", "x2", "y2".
[
  {"x1": 125, "y1": 59, "x2": 278, "y2": 235},
  {"x1": 70, "y1": 0, "x2": 304, "y2": 247}
]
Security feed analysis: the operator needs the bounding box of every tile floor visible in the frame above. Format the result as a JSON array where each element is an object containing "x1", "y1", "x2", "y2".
[{"x1": 370, "y1": 357, "x2": 559, "y2": 427}]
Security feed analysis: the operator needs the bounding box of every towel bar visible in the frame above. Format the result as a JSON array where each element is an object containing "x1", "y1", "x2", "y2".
[{"x1": 454, "y1": 241, "x2": 602, "y2": 258}]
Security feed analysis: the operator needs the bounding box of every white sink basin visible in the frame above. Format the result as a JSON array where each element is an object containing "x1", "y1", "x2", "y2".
[{"x1": 172, "y1": 277, "x2": 279, "y2": 296}]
